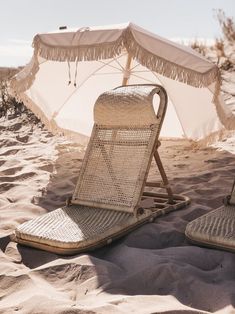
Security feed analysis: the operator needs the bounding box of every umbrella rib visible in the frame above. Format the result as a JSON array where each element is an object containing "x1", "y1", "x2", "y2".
[
  {"x1": 38, "y1": 59, "x2": 48, "y2": 66},
  {"x1": 93, "y1": 72, "x2": 123, "y2": 75},
  {"x1": 131, "y1": 70, "x2": 154, "y2": 73},
  {"x1": 97, "y1": 53, "x2": 126, "y2": 72},
  {"x1": 129, "y1": 63, "x2": 141, "y2": 71},
  {"x1": 51, "y1": 59, "x2": 124, "y2": 119},
  {"x1": 114, "y1": 55, "x2": 126, "y2": 71},
  {"x1": 97, "y1": 61, "x2": 122, "y2": 72},
  {"x1": 130, "y1": 73, "x2": 156, "y2": 84}
]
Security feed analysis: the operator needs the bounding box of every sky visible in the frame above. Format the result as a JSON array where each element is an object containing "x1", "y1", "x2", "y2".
[{"x1": 0, "y1": 0, "x2": 234, "y2": 67}]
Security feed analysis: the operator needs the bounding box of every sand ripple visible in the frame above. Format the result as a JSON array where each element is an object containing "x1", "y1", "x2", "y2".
[{"x1": 1, "y1": 118, "x2": 235, "y2": 313}]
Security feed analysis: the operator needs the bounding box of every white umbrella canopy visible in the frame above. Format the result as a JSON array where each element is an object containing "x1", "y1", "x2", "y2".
[{"x1": 10, "y1": 22, "x2": 234, "y2": 144}]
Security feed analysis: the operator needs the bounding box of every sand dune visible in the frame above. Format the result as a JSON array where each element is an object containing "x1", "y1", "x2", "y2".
[{"x1": 1, "y1": 117, "x2": 235, "y2": 313}]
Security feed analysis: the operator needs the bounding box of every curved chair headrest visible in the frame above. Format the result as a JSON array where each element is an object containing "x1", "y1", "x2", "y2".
[{"x1": 94, "y1": 84, "x2": 167, "y2": 126}]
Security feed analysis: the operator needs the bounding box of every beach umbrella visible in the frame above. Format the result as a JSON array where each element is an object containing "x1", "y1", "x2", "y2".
[{"x1": 10, "y1": 23, "x2": 233, "y2": 144}]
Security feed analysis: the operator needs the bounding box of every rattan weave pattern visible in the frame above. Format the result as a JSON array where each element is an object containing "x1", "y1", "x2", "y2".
[
  {"x1": 73, "y1": 124, "x2": 158, "y2": 212},
  {"x1": 14, "y1": 84, "x2": 188, "y2": 254},
  {"x1": 186, "y1": 205, "x2": 235, "y2": 250},
  {"x1": 16, "y1": 205, "x2": 131, "y2": 246},
  {"x1": 94, "y1": 85, "x2": 160, "y2": 126},
  {"x1": 73, "y1": 85, "x2": 164, "y2": 213}
]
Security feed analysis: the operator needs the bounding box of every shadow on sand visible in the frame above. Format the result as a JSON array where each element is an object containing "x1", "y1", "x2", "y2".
[{"x1": 2, "y1": 141, "x2": 235, "y2": 312}]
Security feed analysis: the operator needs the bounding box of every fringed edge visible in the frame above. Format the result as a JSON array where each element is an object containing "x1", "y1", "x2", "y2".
[
  {"x1": 11, "y1": 27, "x2": 220, "y2": 96},
  {"x1": 161, "y1": 131, "x2": 234, "y2": 148},
  {"x1": 195, "y1": 128, "x2": 233, "y2": 147},
  {"x1": 33, "y1": 34, "x2": 125, "y2": 62},
  {"x1": 9, "y1": 53, "x2": 39, "y2": 95},
  {"x1": 212, "y1": 75, "x2": 235, "y2": 131},
  {"x1": 9, "y1": 27, "x2": 225, "y2": 145},
  {"x1": 123, "y1": 29, "x2": 219, "y2": 88},
  {"x1": 16, "y1": 92, "x2": 89, "y2": 145},
  {"x1": 32, "y1": 28, "x2": 219, "y2": 87}
]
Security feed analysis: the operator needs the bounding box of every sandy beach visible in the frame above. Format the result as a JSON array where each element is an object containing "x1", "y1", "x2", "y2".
[
  {"x1": 0, "y1": 0, "x2": 235, "y2": 312},
  {"x1": 1, "y1": 115, "x2": 235, "y2": 314}
]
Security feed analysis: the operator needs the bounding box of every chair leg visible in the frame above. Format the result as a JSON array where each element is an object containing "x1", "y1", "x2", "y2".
[{"x1": 154, "y1": 150, "x2": 175, "y2": 204}]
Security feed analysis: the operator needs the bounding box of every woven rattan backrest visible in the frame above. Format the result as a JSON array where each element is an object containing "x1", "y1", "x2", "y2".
[{"x1": 72, "y1": 85, "x2": 167, "y2": 213}]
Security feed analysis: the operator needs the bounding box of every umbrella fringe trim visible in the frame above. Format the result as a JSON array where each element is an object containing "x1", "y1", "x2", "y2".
[
  {"x1": 9, "y1": 27, "x2": 234, "y2": 141},
  {"x1": 33, "y1": 33, "x2": 125, "y2": 62},
  {"x1": 11, "y1": 88, "x2": 234, "y2": 147},
  {"x1": 12, "y1": 91, "x2": 235, "y2": 147},
  {"x1": 32, "y1": 29, "x2": 219, "y2": 88},
  {"x1": 9, "y1": 53, "x2": 39, "y2": 95},
  {"x1": 123, "y1": 29, "x2": 219, "y2": 88},
  {"x1": 212, "y1": 76, "x2": 235, "y2": 130},
  {"x1": 11, "y1": 27, "x2": 220, "y2": 95},
  {"x1": 13, "y1": 92, "x2": 89, "y2": 144},
  {"x1": 192, "y1": 128, "x2": 235, "y2": 147}
]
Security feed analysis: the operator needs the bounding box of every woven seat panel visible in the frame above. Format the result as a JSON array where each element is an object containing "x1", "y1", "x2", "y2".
[
  {"x1": 73, "y1": 124, "x2": 158, "y2": 212},
  {"x1": 16, "y1": 205, "x2": 131, "y2": 246},
  {"x1": 186, "y1": 205, "x2": 235, "y2": 249}
]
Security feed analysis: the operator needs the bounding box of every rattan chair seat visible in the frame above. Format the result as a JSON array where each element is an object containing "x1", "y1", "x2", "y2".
[
  {"x1": 186, "y1": 205, "x2": 235, "y2": 252},
  {"x1": 14, "y1": 85, "x2": 189, "y2": 254}
]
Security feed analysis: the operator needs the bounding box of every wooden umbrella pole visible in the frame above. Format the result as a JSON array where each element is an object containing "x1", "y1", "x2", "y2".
[
  {"x1": 122, "y1": 53, "x2": 132, "y2": 85},
  {"x1": 102, "y1": 53, "x2": 132, "y2": 199}
]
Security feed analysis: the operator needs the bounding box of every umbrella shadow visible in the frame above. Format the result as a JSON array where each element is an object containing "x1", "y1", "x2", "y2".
[
  {"x1": 12, "y1": 139, "x2": 235, "y2": 312},
  {"x1": 87, "y1": 230, "x2": 235, "y2": 313},
  {"x1": 14, "y1": 228, "x2": 235, "y2": 313}
]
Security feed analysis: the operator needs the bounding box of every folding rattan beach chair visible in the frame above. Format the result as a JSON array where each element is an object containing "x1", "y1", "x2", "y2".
[
  {"x1": 14, "y1": 84, "x2": 189, "y2": 255},
  {"x1": 186, "y1": 180, "x2": 235, "y2": 252}
]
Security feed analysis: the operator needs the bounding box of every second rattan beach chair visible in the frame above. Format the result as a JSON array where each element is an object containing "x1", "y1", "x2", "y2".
[
  {"x1": 186, "y1": 180, "x2": 235, "y2": 252},
  {"x1": 13, "y1": 84, "x2": 189, "y2": 255}
]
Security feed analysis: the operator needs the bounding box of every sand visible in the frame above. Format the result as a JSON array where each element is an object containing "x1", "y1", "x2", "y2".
[{"x1": 1, "y1": 116, "x2": 235, "y2": 314}]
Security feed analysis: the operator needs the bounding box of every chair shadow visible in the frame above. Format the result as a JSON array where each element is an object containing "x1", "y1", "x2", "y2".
[{"x1": 4, "y1": 140, "x2": 235, "y2": 313}]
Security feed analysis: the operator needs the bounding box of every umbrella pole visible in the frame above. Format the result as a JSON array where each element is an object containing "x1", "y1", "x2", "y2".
[
  {"x1": 122, "y1": 53, "x2": 132, "y2": 85},
  {"x1": 102, "y1": 53, "x2": 132, "y2": 195}
]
